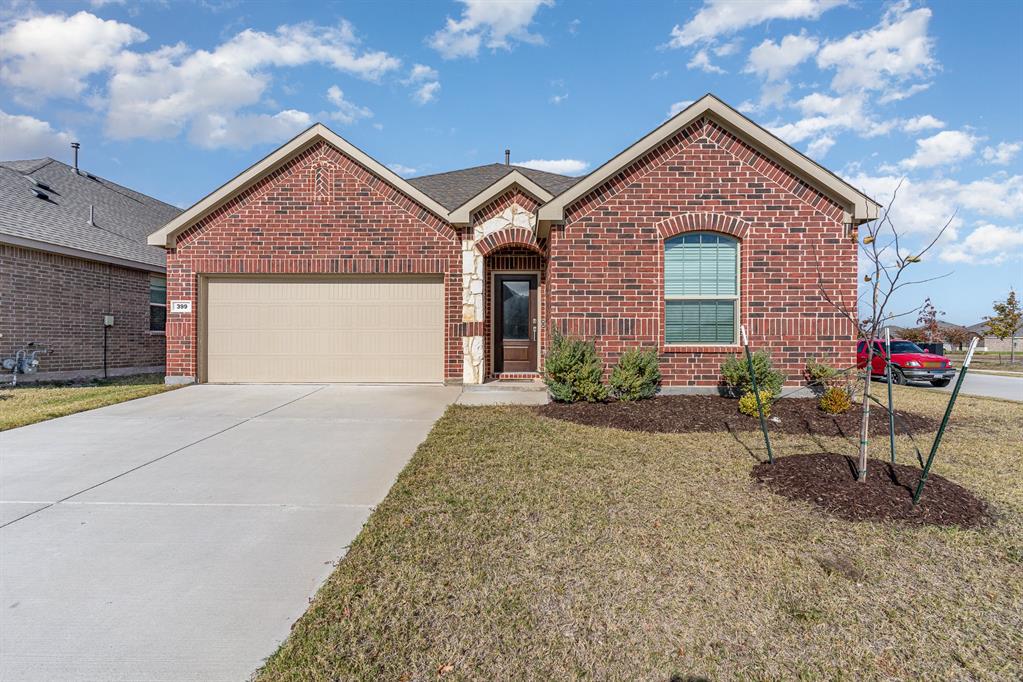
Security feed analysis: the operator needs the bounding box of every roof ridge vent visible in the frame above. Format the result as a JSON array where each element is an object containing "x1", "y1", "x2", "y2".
[{"x1": 30, "y1": 187, "x2": 49, "y2": 200}]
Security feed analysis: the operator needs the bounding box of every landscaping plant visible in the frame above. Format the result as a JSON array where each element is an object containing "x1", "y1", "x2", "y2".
[
  {"x1": 608, "y1": 348, "x2": 661, "y2": 401},
  {"x1": 739, "y1": 389, "x2": 774, "y2": 418},
  {"x1": 543, "y1": 328, "x2": 608, "y2": 402},
  {"x1": 818, "y1": 386, "x2": 852, "y2": 414},
  {"x1": 721, "y1": 350, "x2": 783, "y2": 398},
  {"x1": 984, "y1": 288, "x2": 1022, "y2": 364},
  {"x1": 804, "y1": 357, "x2": 839, "y2": 395}
]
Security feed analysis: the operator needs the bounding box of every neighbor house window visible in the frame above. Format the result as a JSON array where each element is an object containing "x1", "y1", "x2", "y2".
[
  {"x1": 664, "y1": 232, "x2": 738, "y2": 344},
  {"x1": 149, "y1": 276, "x2": 166, "y2": 332}
]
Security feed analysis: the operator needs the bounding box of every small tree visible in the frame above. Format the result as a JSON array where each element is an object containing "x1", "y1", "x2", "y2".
[
  {"x1": 900, "y1": 327, "x2": 928, "y2": 344},
  {"x1": 812, "y1": 182, "x2": 954, "y2": 482},
  {"x1": 916, "y1": 298, "x2": 944, "y2": 342},
  {"x1": 942, "y1": 325, "x2": 973, "y2": 351},
  {"x1": 985, "y1": 289, "x2": 1022, "y2": 364}
]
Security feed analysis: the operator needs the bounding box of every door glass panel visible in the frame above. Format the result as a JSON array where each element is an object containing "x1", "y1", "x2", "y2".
[{"x1": 502, "y1": 281, "x2": 530, "y2": 340}]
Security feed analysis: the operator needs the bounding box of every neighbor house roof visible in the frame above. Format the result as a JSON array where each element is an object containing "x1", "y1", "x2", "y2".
[
  {"x1": 0, "y1": 158, "x2": 179, "y2": 271},
  {"x1": 967, "y1": 321, "x2": 1023, "y2": 335}
]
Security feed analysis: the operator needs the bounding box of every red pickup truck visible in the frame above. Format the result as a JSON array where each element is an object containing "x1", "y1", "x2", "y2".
[{"x1": 857, "y1": 339, "x2": 955, "y2": 387}]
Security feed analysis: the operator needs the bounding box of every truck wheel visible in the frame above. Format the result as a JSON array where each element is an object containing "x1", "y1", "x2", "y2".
[
  {"x1": 891, "y1": 367, "x2": 907, "y2": 385},
  {"x1": 930, "y1": 378, "x2": 951, "y2": 387}
]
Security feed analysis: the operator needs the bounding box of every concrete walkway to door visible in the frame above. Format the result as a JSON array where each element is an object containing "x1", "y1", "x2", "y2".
[{"x1": 0, "y1": 383, "x2": 459, "y2": 681}]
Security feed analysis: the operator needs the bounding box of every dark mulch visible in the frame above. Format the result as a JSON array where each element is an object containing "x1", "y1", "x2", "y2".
[
  {"x1": 752, "y1": 453, "x2": 991, "y2": 527},
  {"x1": 536, "y1": 394, "x2": 937, "y2": 438}
]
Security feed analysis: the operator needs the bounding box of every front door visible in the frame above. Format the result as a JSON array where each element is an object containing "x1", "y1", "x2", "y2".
[{"x1": 494, "y1": 274, "x2": 538, "y2": 373}]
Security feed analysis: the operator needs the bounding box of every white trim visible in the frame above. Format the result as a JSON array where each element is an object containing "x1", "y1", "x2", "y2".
[
  {"x1": 538, "y1": 93, "x2": 881, "y2": 226},
  {"x1": 448, "y1": 171, "x2": 553, "y2": 224},
  {"x1": 0, "y1": 234, "x2": 165, "y2": 273},
  {"x1": 148, "y1": 123, "x2": 451, "y2": 247},
  {"x1": 489, "y1": 269, "x2": 542, "y2": 377}
]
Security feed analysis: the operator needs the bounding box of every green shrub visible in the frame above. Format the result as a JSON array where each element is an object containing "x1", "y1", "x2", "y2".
[
  {"x1": 721, "y1": 350, "x2": 784, "y2": 398},
  {"x1": 543, "y1": 329, "x2": 608, "y2": 402},
  {"x1": 739, "y1": 390, "x2": 774, "y2": 418},
  {"x1": 608, "y1": 348, "x2": 661, "y2": 401},
  {"x1": 819, "y1": 386, "x2": 852, "y2": 414},
  {"x1": 804, "y1": 357, "x2": 839, "y2": 389}
]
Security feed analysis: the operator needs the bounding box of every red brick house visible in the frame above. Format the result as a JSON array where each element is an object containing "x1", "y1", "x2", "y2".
[
  {"x1": 1, "y1": 156, "x2": 180, "y2": 381},
  {"x1": 149, "y1": 94, "x2": 878, "y2": 388}
]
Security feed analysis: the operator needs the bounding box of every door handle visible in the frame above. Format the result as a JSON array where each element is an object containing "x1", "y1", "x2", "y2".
[{"x1": 532, "y1": 318, "x2": 538, "y2": 341}]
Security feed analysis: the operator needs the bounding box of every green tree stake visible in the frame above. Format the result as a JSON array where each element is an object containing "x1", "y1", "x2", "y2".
[
  {"x1": 885, "y1": 327, "x2": 896, "y2": 465},
  {"x1": 741, "y1": 325, "x2": 774, "y2": 465},
  {"x1": 913, "y1": 337, "x2": 978, "y2": 505}
]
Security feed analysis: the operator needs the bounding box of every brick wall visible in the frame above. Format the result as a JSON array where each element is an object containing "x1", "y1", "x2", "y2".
[
  {"x1": 0, "y1": 244, "x2": 165, "y2": 375},
  {"x1": 164, "y1": 140, "x2": 461, "y2": 381},
  {"x1": 548, "y1": 116, "x2": 858, "y2": 387}
]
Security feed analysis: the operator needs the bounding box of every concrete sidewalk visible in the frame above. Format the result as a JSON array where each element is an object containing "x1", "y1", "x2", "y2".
[{"x1": 0, "y1": 384, "x2": 458, "y2": 681}]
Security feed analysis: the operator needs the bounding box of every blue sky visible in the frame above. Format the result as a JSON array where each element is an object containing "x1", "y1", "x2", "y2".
[{"x1": 1, "y1": 0, "x2": 1020, "y2": 325}]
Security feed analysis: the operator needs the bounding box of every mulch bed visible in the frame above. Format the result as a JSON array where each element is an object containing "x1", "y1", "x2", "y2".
[
  {"x1": 536, "y1": 394, "x2": 937, "y2": 438},
  {"x1": 752, "y1": 453, "x2": 991, "y2": 527}
]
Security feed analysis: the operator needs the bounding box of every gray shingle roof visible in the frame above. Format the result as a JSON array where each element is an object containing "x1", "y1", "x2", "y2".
[
  {"x1": 406, "y1": 163, "x2": 583, "y2": 211},
  {"x1": 0, "y1": 158, "x2": 180, "y2": 269}
]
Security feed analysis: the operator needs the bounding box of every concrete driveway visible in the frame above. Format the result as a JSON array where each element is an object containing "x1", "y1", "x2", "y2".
[{"x1": 0, "y1": 383, "x2": 458, "y2": 681}]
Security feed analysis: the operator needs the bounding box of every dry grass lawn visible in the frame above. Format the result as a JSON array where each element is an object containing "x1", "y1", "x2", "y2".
[
  {"x1": 258, "y1": 386, "x2": 1023, "y2": 681},
  {"x1": 0, "y1": 374, "x2": 171, "y2": 431}
]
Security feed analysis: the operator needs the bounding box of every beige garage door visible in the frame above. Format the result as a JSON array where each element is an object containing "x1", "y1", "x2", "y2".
[{"x1": 205, "y1": 276, "x2": 444, "y2": 383}]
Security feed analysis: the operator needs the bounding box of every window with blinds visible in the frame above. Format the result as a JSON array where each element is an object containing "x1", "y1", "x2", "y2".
[{"x1": 664, "y1": 232, "x2": 738, "y2": 344}]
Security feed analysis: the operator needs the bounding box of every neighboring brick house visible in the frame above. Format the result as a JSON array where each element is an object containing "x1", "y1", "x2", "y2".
[
  {"x1": 148, "y1": 94, "x2": 878, "y2": 389},
  {"x1": 967, "y1": 321, "x2": 1022, "y2": 353},
  {"x1": 0, "y1": 157, "x2": 181, "y2": 381}
]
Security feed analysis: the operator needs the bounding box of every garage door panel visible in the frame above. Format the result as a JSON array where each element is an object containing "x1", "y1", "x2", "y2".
[{"x1": 205, "y1": 277, "x2": 444, "y2": 383}]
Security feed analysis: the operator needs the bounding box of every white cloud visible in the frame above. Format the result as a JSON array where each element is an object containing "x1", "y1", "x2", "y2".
[
  {"x1": 0, "y1": 11, "x2": 147, "y2": 99},
  {"x1": 668, "y1": 0, "x2": 845, "y2": 47},
  {"x1": 188, "y1": 109, "x2": 313, "y2": 150},
  {"x1": 940, "y1": 223, "x2": 1023, "y2": 265},
  {"x1": 744, "y1": 32, "x2": 818, "y2": 81},
  {"x1": 403, "y1": 64, "x2": 440, "y2": 104},
  {"x1": 388, "y1": 163, "x2": 417, "y2": 176},
  {"x1": 877, "y1": 81, "x2": 931, "y2": 104},
  {"x1": 105, "y1": 20, "x2": 399, "y2": 141},
  {"x1": 713, "y1": 39, "x2": 742, "y2": 57},
  {"x1": 982, "y1": 141, "x2": 1022, "y2": 166},
  {"x1": 651, "y1": 70, "x2": 669, "y2": 80},
  {"x1": 0, "y1": 110, "x2": 75, "y2": 159},
  {"x1": 412, "y1": 81, "x2": 441, "y2": 104},
  {"x1": 326, "y1": 86, "x2": 372, "y2": 124},
  {"x1": 550, "y1": 93, "x2": 568, "y2": 105},
  {"x1": 429, "y1": 0, "x2": 553, "y2": 59},
  {"x1": 898, "y1": 130, "x2": 978, "y2": 169},
  {"x1": 816, "y1": 2, "x2": 935, "y2": 93},
  {"x1": 770, "y1": 91, "x2": 894, "y2": 144},
  {"x1": 687, "y1": 49, "x2": 724, "y2": 74},
  {"x1": 668, "y1": 100, "x2": 694, "y2": 118},
  {"x1": 518, "y1": 158, "x2": 588, "y2": 175},
  {"x1": 806, "y1": 135, "x2": 835, "y2": 158},
  {"x1": 406, "y1": 63, "x2": 438, "y2": 82},
  {"x1": 847, "y1": 173, "x2": 1023, "y2": 238},
  {"x1": 902, "y1": 115, "x2": 944, "y2": 133}
]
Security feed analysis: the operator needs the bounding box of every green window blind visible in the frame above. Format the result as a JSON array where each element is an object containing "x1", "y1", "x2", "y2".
[
  {"x1": 664, "y1": 232, "x2": 738, "y2": 344},
  {"x1": 664, "y1": 233, "x2": 737, "y2": 296}
]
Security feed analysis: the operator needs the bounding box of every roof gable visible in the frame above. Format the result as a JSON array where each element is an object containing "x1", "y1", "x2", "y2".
[
  {"x1": 406, "y1": 163, "x2": 580, "y2": 211},
  {"x1": 538, "y1": 94, "x2": 881, "y2": 225},
  {"x1": 447, "y1": 171, "x2": 554, "y2": 224},
  {"x1": 149, "y1": 124, "x2": 451, "y2": 247}
]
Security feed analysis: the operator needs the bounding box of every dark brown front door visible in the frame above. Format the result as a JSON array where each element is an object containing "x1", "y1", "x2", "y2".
[{"x1": 494, "y1": 274, "x2": 538, "y2": 373}]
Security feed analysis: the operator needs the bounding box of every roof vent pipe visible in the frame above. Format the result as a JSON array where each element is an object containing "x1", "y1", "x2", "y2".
[
  {"x1": 504, "y1": 149, "x2": 510, "y2": 166},
  {"x1": 71, "y1": 142, "x2": 81, "y2": 173},
  {"x1": 88, "y1": 204, "x2": 94, "y2": 226}
]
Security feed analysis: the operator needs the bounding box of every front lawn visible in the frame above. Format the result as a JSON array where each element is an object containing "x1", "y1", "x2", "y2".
[
  {"x1": 258, "y1": 387, "x2": 1022, "y2": 680},
  {"x1": 0, "y1": 374, "x2": 172, "y2": 431}
]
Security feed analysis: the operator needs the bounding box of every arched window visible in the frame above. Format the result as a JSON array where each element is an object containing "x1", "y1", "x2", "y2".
[{"x1": 664, "y1": 232, "x2": 738, "y2": 344}]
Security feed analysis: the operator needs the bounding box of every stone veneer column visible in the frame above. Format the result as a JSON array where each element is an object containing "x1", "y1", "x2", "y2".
[{"x1": 460, "y1": 202, "x2": 537, "y2": 384}]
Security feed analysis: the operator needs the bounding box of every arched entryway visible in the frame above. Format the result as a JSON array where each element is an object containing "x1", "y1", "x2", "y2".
[{"x1": 483, "y1": 245, "x2": 546, "y2": 378}]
